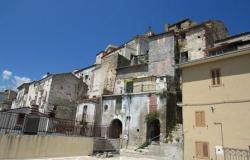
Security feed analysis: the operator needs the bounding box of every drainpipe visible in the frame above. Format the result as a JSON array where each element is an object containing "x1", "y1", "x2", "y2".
[{"x1": 214, "y1": 122, "x2": 224, "y2": 146}]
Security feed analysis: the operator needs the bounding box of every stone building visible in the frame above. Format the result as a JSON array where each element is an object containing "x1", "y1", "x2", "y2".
[
  {"x1": 0, "y1": 90, "x2": 17, "y2": 111},
  {"x1": 11, "y1": 83, "x2": 31, "y2": 109},
  {"x1": 73, "y1": 18, "x2": 229, "y2": 147},
  {"x1": 166, "y1": 18, "x2": 229, "y2": 63},
  {"x1": 179, "y1": 32, "x2": 250, "y2": 160},
  {"x1": 100, "y1": 32, "x2": 176, "y2": 146},
  {"x1": 12, "y1": 73, "x2": 87, "y2": 120}
]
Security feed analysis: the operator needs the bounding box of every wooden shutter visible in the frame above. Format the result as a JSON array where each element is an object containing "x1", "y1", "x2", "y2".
[
  {"x1": 195, "y1": 142, "x2": 203, "y2": 157},
  {"x1": 211, "y1": 70, "x2": 216, "y2": 85},
  {"x1": 211, "y1": 68, "x2": 221, "y2": 85},
  {"x1": 195, "y1": 111, "x2": 205, "y2": 127},
  {"x1": 203, "y1": 143, "x2": 209, "y2": 157},
  {"x1": 216, "y1": 69, "x2": 221, "y2": 84},
  {"x1": 195, "y1": 141, "x2": 209, "y2": 158}
]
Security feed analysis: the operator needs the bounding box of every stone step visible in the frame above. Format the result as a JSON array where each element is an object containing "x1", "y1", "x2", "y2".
[{"x1": 93, "y1": 138, "x2": 120, "y2": 153}]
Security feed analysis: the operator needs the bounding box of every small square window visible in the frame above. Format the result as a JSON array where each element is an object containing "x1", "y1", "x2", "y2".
[
  {"x1": 104, "y1": 105, "x2": 108, "y2": 111},
  {"x1": 85, "y1": 75, "x2": 89, "y2": 80}
]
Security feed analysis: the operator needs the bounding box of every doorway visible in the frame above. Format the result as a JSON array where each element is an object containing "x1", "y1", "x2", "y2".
[
  {"x1": 109, "y1": 119, "x2": 122, "y2": 138},
  {"x1": 147, "y1": 119, "x2": 160, "y2": 141}
]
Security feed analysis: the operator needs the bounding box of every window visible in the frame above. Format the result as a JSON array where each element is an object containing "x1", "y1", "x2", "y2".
[
  {"x1": 126, "y1": 81, "x2": 134, "y2": 93},
  {"x1": 181, "y1": 52, "x2": 189, "y2": 63},
  {"x1": 195, "y1": 141, "x2": 209, "y2": 158},
  {"x1": 180, "y1": 33, "x2": 186, "y2": 39},
  {"x1": 115, "y1": 96, "x2": 122, "y2": 114},
  {"x1": 104, "y1": 105, "x2": 108, "y2": 111},
  {"x1": 83, "y1": 105, "x2": 88, "y2": 113},
  {"x1": 195, "y1": 111, "x2": 205, "y2": 127},
  {"x1": 16, "y1": 114, "x2": 25, "y2": 125},
  {"x1": 211, "y1": 69, "x2": 221, "y2": 85},
  {"x1": 85, "y1": 75, "x2": 89, "y2": 80}
]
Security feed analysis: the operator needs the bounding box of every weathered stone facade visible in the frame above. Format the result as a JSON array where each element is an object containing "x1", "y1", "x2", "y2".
[
  {"x1": 12, "y1": 73, "x2": 87, "y2": 120},
  {"x1": 9, "y1": 18, "x2": 231, "y2": 149},
  {"x1": 0, "y1": 90, "x2": 17, "y2": 111},
  {"x1": 71, "y1": 18, "x2": 229, "y2": 147}
]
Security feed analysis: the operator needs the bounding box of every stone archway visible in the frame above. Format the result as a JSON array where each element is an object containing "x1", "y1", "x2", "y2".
[
  {"x1": 109, "y1": 119, "x2": 122, "y2": 138},
  {"x1": 147, "y1": 119, "x2": 160, "y2": 141}
]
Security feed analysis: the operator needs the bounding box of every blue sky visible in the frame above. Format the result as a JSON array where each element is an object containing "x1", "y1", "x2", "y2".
[{"x1": 0, "y1": 0, "x2": 250, "y2": 90}]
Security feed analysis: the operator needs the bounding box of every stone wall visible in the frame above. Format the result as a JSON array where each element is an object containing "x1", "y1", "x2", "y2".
[{"x1": 0, "y1": 134, "x2": 93, "y2": 159}]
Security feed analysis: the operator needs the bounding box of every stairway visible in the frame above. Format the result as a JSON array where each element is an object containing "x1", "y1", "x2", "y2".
[
  {"x1": 93, "y1": 138, "x2": 120, "y2": 153},
  {"x1": 121, "y1": 143, "x2": 183, "y2": 160}
]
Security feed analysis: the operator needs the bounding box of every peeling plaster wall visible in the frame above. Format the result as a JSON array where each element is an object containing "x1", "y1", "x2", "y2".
[
  {"x1": 12, "y1": 87, "x2": 28, "y2": 109},
  {"x1": 16, "y1": 74, "x2": 87, "y2": 120},
  {"x1": 91, "y1": 53, "x2": 119, "y2": 96},
  {"x1": 76, "y1": 102, "x2": 96, "y2": 124},
  {"x1": 25, "y1": 78, "x2": 53, "y2": 113},
  {"x1": 179, "y1": 21, "x2": 229, "y2": 62},
  {"x1": 148, "y1": 34, "x2": 175, "y2": 77},
  {"x1": 184, "y1": 28, "x2": 207, "y2": 60},
  {"x1": 102, "y1": 94, "x2": 168, "y2": 146},
  {"x1": 74, "y1": 66, "x2": 95, "y2": 96},
  {"x1": 116, "y1": 34, "x2": 175, "y2": 79},
  {"x1": 48, "y1": 74, "x2": 87, "y2": 120}
]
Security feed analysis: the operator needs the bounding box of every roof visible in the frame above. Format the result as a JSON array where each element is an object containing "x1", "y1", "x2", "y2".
[
  {"x1": 101, "y1": 45, "x2": 125, "y2": 58},
  {"x1": 17, "y1": 82, "x2": 32, "y2": 90},
  {"x1": 149, "y1": 30, "x2": 175, "y2": 39},
  {"x1": 32, "y1": 72, "x2": 77, "y2": 85},
  {"x1": 168, "y1": 18, "x2": 192, "y2": 28},
  {"x1": 178, "y1": 47, "x2": 250, "y2": 69},
  {"x1": 74, "y1": 64, "x2": 96, "y2": 74},
  {"x1": 215, "y1": 31, "x2": 250, "y2": 43}
]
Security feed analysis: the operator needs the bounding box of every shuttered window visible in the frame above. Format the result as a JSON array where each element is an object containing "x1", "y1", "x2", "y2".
[
  {"x1": 195, "y1": 141, "x2": 209, "y2": 158},
  {"x1": 211, "y1": 69, "x2": 221, "y2": 85},
  {"x1": 195, "y1": 111, "x2": 205, "y2": 127}
]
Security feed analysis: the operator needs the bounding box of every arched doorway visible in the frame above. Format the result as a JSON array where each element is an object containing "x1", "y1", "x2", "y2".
[
  {"x1": 147, "y1": 119, "x2": 160, "y2": 141},
  {"x1": 109, "y1": 119, "x2": 122, "y2": 138}
]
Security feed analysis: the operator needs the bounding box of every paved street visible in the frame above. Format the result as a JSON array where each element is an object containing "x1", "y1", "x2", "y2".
[{"x1": 18, "y1": 155, "x2": 162, "y2": 160}]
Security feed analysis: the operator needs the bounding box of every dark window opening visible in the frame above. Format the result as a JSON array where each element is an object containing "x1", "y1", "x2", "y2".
[
  {"x1": 104, "y1": 105, "x2": 108, "y2": 111},
  {"x1": 126, "y1": 81, "x2": 134, "y2": 93},
  {"x1": 180, "y1": 52, "x2": 189, "y2": 63},
  {"x1": 16, "y1": 114, "x2": 25, "y2": 125},
  {"x1": 115, "y1": 96, "x2": 122, "y2": 114},
  {"x1": 211, "y1": 69, "x2": 221, "y2": 85},
  {"x1": 83, "y1": 105, "x2": 88, "y2": 113},
  {"x1": 85, "y1": 75, "x2": 89, "y2": 80},
  {"x1": 181, "y1": 33, "x2": 186, "y2": 39}
]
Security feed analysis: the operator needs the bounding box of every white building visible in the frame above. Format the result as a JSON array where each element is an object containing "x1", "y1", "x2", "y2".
[{"x1": 12, "y1": 73, "x2": 88, "y2": 120}]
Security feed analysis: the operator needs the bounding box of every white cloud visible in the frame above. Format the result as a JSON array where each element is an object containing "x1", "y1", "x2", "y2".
[
  {"x1": 14, "y1": 76, "x2": 31, "y2": 87},
  {"x1": 2, "y1": 70, "x2": 12, "y2": 80},
  {"x1": 0, "y1": 70, "x2": 32, "y2": 90}
]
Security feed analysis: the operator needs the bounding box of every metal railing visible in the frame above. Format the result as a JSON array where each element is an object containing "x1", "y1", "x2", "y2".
[
  {"x1": 0, "y1": 112, "x2": 110, "y2": 137},
  {"x1": 0, "y1": 112, "x2": 23, "y2": 134}
]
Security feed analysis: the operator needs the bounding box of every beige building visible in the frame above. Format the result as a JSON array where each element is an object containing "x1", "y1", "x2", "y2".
[{"x1": 180, "y1": 32, "x2": 250, "y2": 160}]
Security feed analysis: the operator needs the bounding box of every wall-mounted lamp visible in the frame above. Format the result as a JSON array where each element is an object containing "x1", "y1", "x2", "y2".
[{"x1": 211, "y1": 106, "x2": 215, "y2": 113}]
